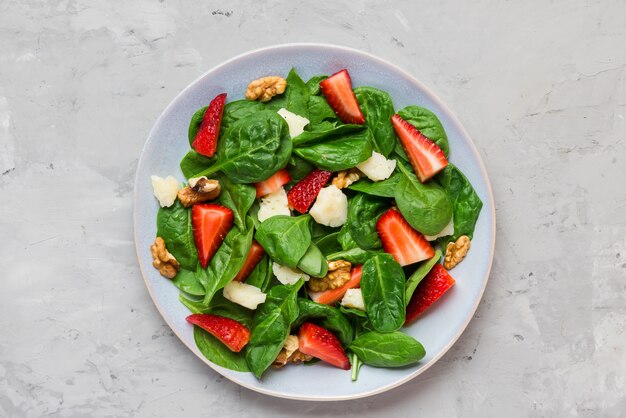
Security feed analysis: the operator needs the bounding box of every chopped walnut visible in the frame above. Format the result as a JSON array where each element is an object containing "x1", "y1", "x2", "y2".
[
  {"x1": 444, "y1": 235, "x2": 471, "y2": 270},
  {"x1": 273, "y1": 335, "x2": 313, "y2": 368},
  {"x1": 308, "y1": 260, "x2": 352, "y2": 292},
  {"x1": 332, "y1": 168, "x2": 362, "y2": 189},
  {"x1": 177, "y1": 177, "x2": 221, "y2": 207},
  {"x1": 245, "y1": 76, "x2": 287, "y2": 102},
  {"x1": 151, "y1": 237, "x2": 180, "y2": 279}
]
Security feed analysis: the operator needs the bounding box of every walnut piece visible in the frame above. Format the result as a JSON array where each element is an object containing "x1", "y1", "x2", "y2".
[
  {"x1": 444, "y1": 235, "x2": 471, "y2": 270},
  {"x1": 151, "y1": 237, "x2": 180, "y2": 279},
  {"x1": 332, "y1": 168, "x2": 362, "y2": 189},
  {"x1": 177, "y1": 177, "x2": 221, "y2": 207},
  {"x1": 245, "y1": 76, "x2": 287, "y2": 102},
  {"x1": 273, "y1": 335, "x2": 313, "y2": 368},
  {"x1": 308, "y1": 260, "x2": 352, "y2": 292}
]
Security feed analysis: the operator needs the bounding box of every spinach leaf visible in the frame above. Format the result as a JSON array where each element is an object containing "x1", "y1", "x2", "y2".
[
  {"x1": 221, "y1": 100, "x2": 266, "y2": 134},
  {"x1": 216, "y1": 174, "x2": 256, "y2": 231},
  {"x1": 340, "y1": 305, "x2": 367, "y2": 318},
  {"x1": 354, "y1": 87, "x2": 396, "y2": 157},
  {"x1": 198, "y1": 219, "x2": 254, "y2": 305},
  {"x1": 307, "y1": 95, "x2": 339, "y2": 126},
  {"x1": 310, "y1": 222, "x2": 339, "y2": 240},
  {"x1": 349, "y1": 331, "x2": 425, "y2": 367},
  {"x1": 246, "y1": 280, "x2": 303, "y2": 378},
  {"x1": 255, "y1": 215, "x2": 312, "y2": 268},
  {"x1": 286, "y1": 154, "x2": 314, "y2": 184},
  {"x1": 188, "y1": 106, "x2": 207, "y2": 146},
  {"x1": 156, "y1": 200, "x2": 197, "y2": 270},
  {"x1": 194, "y1": 111, "x2": 292, "y2": 183},
  {"x1": 327, "y1": 247, "x2": 382, "y2": 265},
  {"x1": 436, "y1": 164, "x2": 483, "y2": 248},
  {"x1": 296, "y1": 242, "x2": 328, "y2": 278},
  {"x1": 292, "y1": 124, "x2": 364, "y2": 147},
  {"x1": 293, "y1": 299, "x2": 354, "y2": 347},
  {"x1": 405, "y1": 250, "x2": 442, "y2": 304},
  {"x1": 245, "y1": 254, "x2": 273, "y2": 292},
  {"x1": 345, "y1": 194, "x2": 388, "y2": 250},
  {"x1": 314, "y1": 231, "x2": 343, "y2": 256},
  {"x1": 395, "y1": 162, "x2": 453, "y2": 236},
  {"x1": 305, "y1": 75, "x2": 328, "y2": 96},
  {"x1": 293, "y1": 128, "x2": 373, "y2": 171},
  {"x1": 194, "y1": 326, "x2": 250, "y2": 372},
  {"x1": 397, "y1": 105, "x2": 449, "y2": 157},
  {"x1": 180, "y1": 292, "x2": 254, "y2": 328},
  {"x1": 337, "y1": 227, "x2": 358, "y2": 251},
  {"x1": 180, "y1": 150, "x2": 216, "y2": 180},
  {"x1": 348, "y1": 172, "x2": 400, "y2": 198},
  {"x1": 172, "y1": 267, "x2": 205, "y2": 296},
  {"x1": 361, "y1": 254, "x2": 406, "y2": 332},
  {"x1": 266, "y1": 68, "x2": 309, "y2": 118}
]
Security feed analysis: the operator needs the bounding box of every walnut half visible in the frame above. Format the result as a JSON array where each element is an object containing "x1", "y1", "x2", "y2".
[
  {"x1": 308, "y1": 260, "x2": 352, "y2": 292},
  {"x1": 151, "y1": 237, "x2": 180, "y2": 279},
  {"x1": 444, "y1": 235, "x2": 471, "y2": 270},
  {"x1": 245, "y1": 76, "x2": 287, "y2": 102},
  {"x1": 177, "y1": 177, "x2": 221, "y2": 208},
  {"x1": 332, "y1": 168, "x2": 362, "y2": 189}
]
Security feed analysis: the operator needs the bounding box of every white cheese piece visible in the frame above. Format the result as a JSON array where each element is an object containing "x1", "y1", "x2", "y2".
[
  {"x1": 309, "y1": 185, "x2": 348, "y2": 227},
  {"x1": 258, "y1": 187, "x2": 291, "y2": 222},
  {"x1": 277, "y1": 108, "x2": 310, "y2": 138},
  {"x1": 424, "y1": 217, "x2": 455, "y2": 241},
  {"x1": 151, "y1": 175, "x2": 180, "y2": 207},
  {"x1": 272, "y1": 262, "x2": 310, "y2": 285},
  {"x1": 356, "y1": 151, "x2": 397, "y2": 182},
  {"x1": 341, "y1": 288, "x2": 365, "y2": 311},
  {"x1": 223, "y1": 281, "x2": 267, "y2": 310},
  {"x1": 282, "y1": 335, "x2": 299, "y2": 358}
]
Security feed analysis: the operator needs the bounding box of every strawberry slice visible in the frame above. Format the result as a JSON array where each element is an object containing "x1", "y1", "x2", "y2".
[
  {"x1": 310, "y1": 265, "x2": 362, "y2": 305},
  {"x1": 191, "y1": 93, "x2": 227, "y2": 157},
  {"x1": 320, "y1": 69, "x2": 365, "y2": 124},
  {"x1": 254, "y1": 169, "x2": 291, "y2": 198},
  {"x1": 405, "y1": 264, "x2": 455, "y2": 325},
  {"x1": 191, "y1": 204, "x2": 233, "y2": 268},
  {"x1": 233, "y1": 241, "x2": 265, "y2": 282},
  {"x1": 287, "y1": 169, "x2": 332, "y2": 213},
  {"x1": 298, "y1": 322, "x2": 350, "y2": 370},
  {"x1": 376, "y1": 208, "x2": 435, "y2": 266},
  {"x1": 186, "y1": 313, "x2": 251, "y2": 352},
  {"x1": 391, "y1": 114, "x2": 448, "y2": 182}
]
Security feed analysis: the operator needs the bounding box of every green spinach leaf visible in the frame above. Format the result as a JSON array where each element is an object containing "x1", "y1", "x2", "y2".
[
  {"x1": 286, "y1": 154, "x2": 314, "y2": 184},
  {"x1": 345, "y1": 194, "x2": 388, "y2": 250},
  {"x1": 293, "y1": 128, "x2": 372, "y2": 171},
  {"x1": 172, "y1": 267, "x2": 205, "y2": 296},
  {"x1": 305, "y1": 75, "x2": 328, "y2": 96},
  {"x1": 180, "y1": 150, "x2": 216, "y2": 180},
  {"x1": 395, "y1": 162, "x2": 453, "y2": 236},
  {"x1": 292, "y1": 124, "x2": 364, "y2": 147},
  {"x1": 216, "y1": 174, "x2": 256, "y2": 231},
  {"x1": 307, "y1": 95, "x2": 339, "y2": 126},
  {"x1": 255, "y1": 215, "x2": 312, "y2": 268},
  {"x1": 244, "y1": 254, "x2": 273, "y2": 293},
  {"x1": 293, "y1": 299, "x2": 354, "y2": 346},
  {"x1": 361, "y1": 254, "x2": 406, "y2": 332},
  {"x1": 354, "y1": 87, "x2": 396, "y2": 157},
  {"x1": 349, "y1": 331, "x2": 425, "y2": 367},
  {"x1": 327, "y1": 247, "x2": 382, "y2": 265},
  {"x1": 221, "y1": 100, "x2": 266, "y2": 134},
  {"x1": 314, "y1": 231, "x2": 343, "y2": 256},
  {"x1": 266, "y1": 68, "x2": 309, "y2": 118},
  {"x1": 194, "y1": 326, "x2": 250, "y2": 372},
  {"x1": 296, "y1": 242, "x2": 328, "y2": 278},
  {"x1": 156, "y1": 200, "x2": 197, "y2": 270},
  {"x1": 348, "y1": 172, "x2": 400, "y2": 198},
  {"x1": 405, "y1": 250, "x2": 441, "y2": 304},
  {"x1": 397, "y1": 105, "x2": 449, "y2": 157}
]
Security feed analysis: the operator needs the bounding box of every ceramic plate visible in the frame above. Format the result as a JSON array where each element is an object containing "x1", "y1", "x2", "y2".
[{"x1": 134, "y1": 43, "x2": 495, "y2": 401}]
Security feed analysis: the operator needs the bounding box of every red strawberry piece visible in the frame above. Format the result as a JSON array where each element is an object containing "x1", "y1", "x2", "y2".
[
  {"x1": 192, "y1": 93, "x2": 227, "y2": 157},
  {"x1": 405, "y1": 264, "x2": 455, "y2": 325},
  {"x1": 298, "y1": 322, "x2": 350, "y2": 370},
  {"x1": 233, "y1": 240, "x2": 265, "y2": 282},
  {"x1": 391, "y1": 114, "x2": 448, "y2": 182},
  {"x1": 376, "y1": 208, "x2": 435, "y2": 266},
  {"x1": 320, "y1": 69, "x2": 365, "y2": 125},
  {"x1": 254, "y1": 169, "x2": 291, "y2": 198},
  {"x1": 186, "y1": 313, "x2": 251, "y2": 352},
  {"x1": 310, "y1": 264, "x2": 362, "y2": 305},
  {"x1": 191, "y1": 204, "x2": 233, "y2": 268},
  {"x1": 287, "y1": 169, "x2": 332, "y2": 213}
]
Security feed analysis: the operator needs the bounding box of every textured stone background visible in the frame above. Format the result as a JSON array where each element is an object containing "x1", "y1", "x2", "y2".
[{"x1": 1, "y1": 0, "x2": 625, "y2": 416}]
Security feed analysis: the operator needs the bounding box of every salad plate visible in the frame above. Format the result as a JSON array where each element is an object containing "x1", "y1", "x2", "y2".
[{"x1": 134, "y1": 43, "x2": 495, "y2": 401}]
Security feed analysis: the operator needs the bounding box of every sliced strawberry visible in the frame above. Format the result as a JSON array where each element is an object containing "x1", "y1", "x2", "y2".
[
  {"x1": 254, "y1": 169, "x2": 291, "y2": 198},
  {"x1": 287, "y1": 169, "x2": 332, "y2": 213},
  {"x1": 405, "y1": 264, "x2": 455, "y2": 325},
  {"x1": 310, "y1": 265, "x2": 362, "y2": 305},
  {"x1": 298, "y1": 322, "x2": 350, "y2": 370},
  {"x1": 233, "y1": 241, "x2": 265, "y2": 282},
  {"x1": 186, "y1": 313, "x2": 251, "y2": 352},
  {"x1": 191, "y1": 204, "x2": 233, "y2": 268},
  {"x1": 376, "y1": 208, "x2": 435, "y2": 266},
  {"x1": 192, "y1": 93, "x2": 227, "y2": 157},
  {"x1": 391, "y1": 114, "x2": 448, "y2": 182},
  {"x1": 319, "y1": 69, "x2": 365, "y2": 125}
]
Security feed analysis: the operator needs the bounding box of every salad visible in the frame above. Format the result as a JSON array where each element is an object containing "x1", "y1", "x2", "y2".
[{"x1": 149, "y1": 68, "x2": 482, "y2": 380}]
